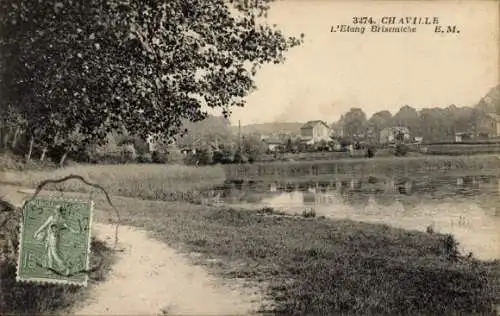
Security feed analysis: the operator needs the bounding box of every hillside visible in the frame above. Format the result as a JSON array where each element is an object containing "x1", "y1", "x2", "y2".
[
  {"x1": 230, "y1": 122, "x2": 304, "y2": 136},
  {"x1": 476, "y1": 84, "x2": 500, "y2": 114}
]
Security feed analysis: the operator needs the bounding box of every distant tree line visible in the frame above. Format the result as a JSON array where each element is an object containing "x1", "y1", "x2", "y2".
[{"x1": 334, "y1": 104, "x2": 496, "y2": 142}]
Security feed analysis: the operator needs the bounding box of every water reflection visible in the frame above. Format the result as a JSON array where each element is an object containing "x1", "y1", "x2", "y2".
[{"x1": 214, "y1": 174, "x2": 500, "y2": 260}]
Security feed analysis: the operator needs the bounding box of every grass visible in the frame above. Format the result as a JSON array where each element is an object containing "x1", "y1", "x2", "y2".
[
  {"x1": 1, "y1": 163, "x2": 226, "y2": 202},
  {"x1": 260, "y1": 150, "x2": 368, "y2": 161},
  {"x1": 81, "y1": 194, "x2": 500, "y2": 316},
  {"x1": 1, "y1": 237, "x2": 115, "y2": 315},
  {"x1": 0, "y1": 194, "x2": 115, "y2": 316},
  {"x1": 0, "y1": 152, "x2": 58, "y2": 172},
  {"x1": 225, "y1": 154, "x2": 500, "y2": 181}
]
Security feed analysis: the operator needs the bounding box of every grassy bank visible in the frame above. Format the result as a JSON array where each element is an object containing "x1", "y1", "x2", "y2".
[
  {"x1": 425, "y1": 143, "x2": 500, "y2": 155},
  {"x1": 260, "y1": 149, "x2": 424, "y2": 162},
  {"x1": 225, "y1": 154, "x2": 500, "y2": 181},
  {"x1": 0, "y1": 164, "x2": 226, "y2": 202},
  {"x1": 80, "y1": 194, "x2": 500, "y2": 316}
]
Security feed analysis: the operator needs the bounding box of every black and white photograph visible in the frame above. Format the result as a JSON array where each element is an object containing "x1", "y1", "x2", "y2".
[{"x1": 0, "y1": 0, "x2": 499, "y2": 315}]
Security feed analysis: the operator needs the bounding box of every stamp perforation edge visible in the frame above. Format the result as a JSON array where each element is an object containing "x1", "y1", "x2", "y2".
[{"x1": 15, "y1": 195, "x2": 94, "y2": 287}]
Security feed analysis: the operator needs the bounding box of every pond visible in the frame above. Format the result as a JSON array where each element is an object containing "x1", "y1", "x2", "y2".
[{"x1": 209, "y1": 174, "x2": 500, "y2": 261}]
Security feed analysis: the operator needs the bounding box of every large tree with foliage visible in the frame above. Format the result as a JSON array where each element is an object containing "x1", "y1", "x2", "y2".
[
  {"x1": 368, "y1": 110, "x2": 393, "y2": 141},
  {"x1": 339, "y1": 108, "x2": 367, "y2": 138},
  {"x1": 393, "y1": 105, "x2": 420, "y2": 136},
  {"x1": 0, "y1": 0, "x2": 303, "y2": 164},
  {"x1": 476, "y1": 84, "x2": 500, "y2": 114}
]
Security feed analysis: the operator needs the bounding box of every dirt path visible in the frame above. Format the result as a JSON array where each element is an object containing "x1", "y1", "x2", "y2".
[
  {"x1": 71, "y1": 223, "x2": 261, "y2": 316},
  {"x1": 0, "y1": 186, "x2": 262, "y2": 316}
]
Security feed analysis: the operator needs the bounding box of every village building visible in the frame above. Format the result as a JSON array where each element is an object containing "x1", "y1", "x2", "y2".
[
  {"x1": 454, "y1": 132, "x2": 472, "y2": 143},
  {"x1": 477, "y1": 112, "x2": 500, "y2": 138},
  {"x1": 262, "y1": 137, "x2": 285, "y2": 152},
  {"x1": 300, "y1": 120, "x2": 331, "y2": 145},
  {"x1": 379, "y1": 126, "x2": 411, "y2": 144}
]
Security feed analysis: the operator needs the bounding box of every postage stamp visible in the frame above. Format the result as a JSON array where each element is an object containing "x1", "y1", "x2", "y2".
[{"x1": 16, "y1": 197, "x2": 93, "y2": 286}]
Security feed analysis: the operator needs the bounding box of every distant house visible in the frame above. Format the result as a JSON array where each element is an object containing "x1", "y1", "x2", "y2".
[
  {"x1": 262, "y1": 138, "x2": 284, "y2": 152},
  {"x1": 300, "y1": 120, "x2": 331, "y2": 144},
  {"x1": 477, "y1": 112, "x2": 500, "y2": 138},
  {"x1": 455, "y1": 132, "x2": 472, "y2": 143},
  {"x1": 413, "y1": 136, "x2": 424, "y2": 143},
  {"x1": 380, "y1": 127, "x2": 410, "y2": 144}
]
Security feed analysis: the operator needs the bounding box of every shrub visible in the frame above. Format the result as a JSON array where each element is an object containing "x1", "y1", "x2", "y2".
[
  {"x1": 137, "y1": 153, "x2": 153, "y2": 163},
  {"x1": 183, "y1": 152, "x2": 198, "y2": 165},
  {"x1": 365, "y1": 146, "x2": 376, "y2": 158},
  {"x1": 196, "y1": 147, "x2": 213, "y2": 165},
  {"x1": 241, "y1": 135, "x2": 266, "y2": 162},
  {"x1": 166, "y1": 149, "x2": 185, "y2": 165},
  {"x1": 339, "y1": 138, "x2": 352, "y2": 147},
  {"x1": 302, "y1": 208, "x2": 316, "y2": 218},
  {"x1": 132, "y1": 137, "x2": 150, "y2": 155},
  {"x1": 394, "y1": 144, "x2": 409, "y2": 157},
  {"x1": 213, "y1": 147, "x2": 235, "y2": 164},
  {"x1": 233, "y1": 150, "x2": 248, "y2": 164},
  {"x1": 212, "y1": 150, "x2": 223, "y2": 164},
  {"x1": 221, "y1": 147, "x2": 235, "y2": 163},
  {"x1": 151, "y1": 151, "x2": 168, "y2": 164},
  {"x1": 121, "y1": 144, "x2": 137, "y2": 161},
  {"x1": 256, "y1": 207, "x2": 287, "y2": 216}
]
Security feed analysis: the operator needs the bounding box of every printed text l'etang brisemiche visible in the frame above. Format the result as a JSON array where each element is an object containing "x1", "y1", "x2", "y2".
[{"x1": 330, "y1": 16, "x2": 460, "y2": 34}]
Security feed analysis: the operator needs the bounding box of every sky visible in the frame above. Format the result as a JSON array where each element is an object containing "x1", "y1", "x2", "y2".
[{"x1": 208, "y1": 0, "x2": 499, "y2": 125}]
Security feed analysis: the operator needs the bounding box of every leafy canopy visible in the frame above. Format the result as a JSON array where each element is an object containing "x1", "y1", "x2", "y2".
[{"x1": 0, "y1": 0, "x2": 303, "y2": 149}]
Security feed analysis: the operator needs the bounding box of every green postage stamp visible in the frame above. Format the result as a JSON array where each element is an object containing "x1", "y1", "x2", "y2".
[{"x1": 16, "y1": 197, "x2": 93, "y2": 286}]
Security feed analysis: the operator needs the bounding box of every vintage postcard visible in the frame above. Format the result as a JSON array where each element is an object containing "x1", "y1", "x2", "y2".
[
  {"x1": 16, "y1": 198, "x2": 93, "y2": 286},
  {"x1": 0, "y1": 0, "x2": 499, "y2": 315}
]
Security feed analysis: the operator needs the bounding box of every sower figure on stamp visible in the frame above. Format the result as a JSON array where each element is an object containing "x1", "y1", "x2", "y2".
[{"x1": 33, "y1": 205, "x2": 79, "y2": 276}]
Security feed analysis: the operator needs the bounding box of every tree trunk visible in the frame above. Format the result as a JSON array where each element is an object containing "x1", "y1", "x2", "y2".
[
  {"x1": 11, "y1": 127, "x2": 20, "y2": 149},
  {"x1": 40, "y1": 147, "x2": 48, "y2": 161},
  {"x1": 59, "y1": 151, "x2": 69, "y2": 168},
  {"x1": 26, "y1": 137, "x2": 34, "y2": 162},
  {"x1": 3, "y1": 128, "x2": 11, "y2": 150},
  {"x1": 0, "y1": 126, "x2": 5, "y2": 150},
  {"x1": 0, "y1": 122, "x2": 3, "y2": 149}
]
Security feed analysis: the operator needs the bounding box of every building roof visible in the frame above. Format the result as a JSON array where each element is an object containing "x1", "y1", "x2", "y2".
[
  {"x1": 263, "y1": 138, "x2": 284, "y2": 145},
  {"x1": 486, "y1": 112, "x2": 500, "y2": 122},
  {"x1": 300, "y1": 120, "x2": 329, "y2": 129},
  {"x1": 381, "y1": 126, "x2": 410, "y2": 132}
]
